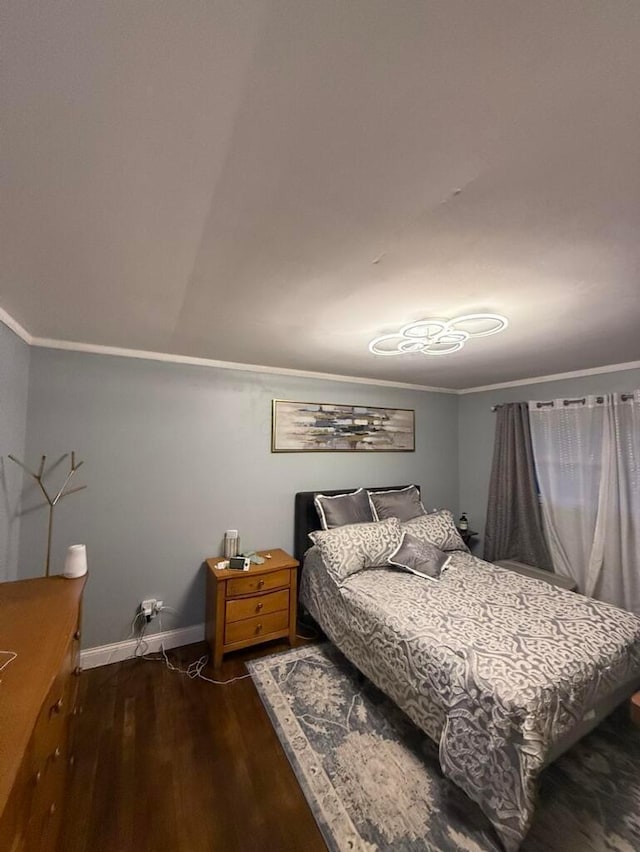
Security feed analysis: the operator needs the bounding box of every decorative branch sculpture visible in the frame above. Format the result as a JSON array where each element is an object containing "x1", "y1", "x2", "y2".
[{"x1": 8, "y1": 452, "x2": 87, "y2": 576}]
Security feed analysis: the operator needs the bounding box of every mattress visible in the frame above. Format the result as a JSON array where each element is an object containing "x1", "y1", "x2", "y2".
[{"x1": 299, "y1": 547, "x2": 640, "y2": 851}]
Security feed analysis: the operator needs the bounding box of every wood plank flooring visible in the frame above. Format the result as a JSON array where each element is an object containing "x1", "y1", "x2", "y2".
[{"x1": 58, "y1": 642, "x2": 327, "y2": 852}]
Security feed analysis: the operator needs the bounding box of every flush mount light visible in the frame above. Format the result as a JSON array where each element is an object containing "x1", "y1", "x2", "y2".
[{"x1": 369, "y1": 313, "x2": 508, "y2": 357}]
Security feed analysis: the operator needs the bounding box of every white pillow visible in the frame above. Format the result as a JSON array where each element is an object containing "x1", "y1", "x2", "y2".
[{"x1": 309, "y1": 517, "x2": 402, "y2": 585}]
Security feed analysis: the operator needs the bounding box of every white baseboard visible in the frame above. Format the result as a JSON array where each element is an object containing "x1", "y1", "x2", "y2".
[{"x1": 80, "y1": 623, "x2": 205, "y2": 670}]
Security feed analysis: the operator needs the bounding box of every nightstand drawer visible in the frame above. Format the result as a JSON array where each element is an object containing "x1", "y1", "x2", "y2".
[
  {"x1": 226, "y1": 568, "x2": 290, "y2": 598},
  {"x1": 225, "y1": 610, "x2": 289, "y2": 645},
  {"x1": 226, "y1": 589, "x2": 289, "y2": 623}
]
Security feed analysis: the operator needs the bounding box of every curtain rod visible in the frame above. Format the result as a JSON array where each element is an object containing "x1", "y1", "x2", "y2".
[{"x1": 491, "y1": 393, "x2": 634, "y2": 411}]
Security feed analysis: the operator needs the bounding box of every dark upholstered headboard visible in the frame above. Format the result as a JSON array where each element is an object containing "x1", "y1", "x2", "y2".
[{"x1": 294, "y1": 485, "x2": 418, "y2": 565}]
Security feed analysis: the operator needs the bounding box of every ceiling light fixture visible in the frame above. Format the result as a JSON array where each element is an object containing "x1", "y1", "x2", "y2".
[{"x1": 369, "y1": 313, "x2": 508, "y2": 357}]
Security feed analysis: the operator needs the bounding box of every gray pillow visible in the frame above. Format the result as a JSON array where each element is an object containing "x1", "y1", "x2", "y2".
[
  {"x1": 368, "y1": 485, "x2": 426, "y2": 522},
  {"x1": 309, "y1": 517, "x2": 402, "y2": 584},
  {"x1": 314, "y1": 487, "x2": 374, "y2": 530},
  {"x1": 389, "y1": 532, "x2": 451, "y2": 580},
  {"x1": 402, "y1": 509, "x2": 469, "y2": 552}
]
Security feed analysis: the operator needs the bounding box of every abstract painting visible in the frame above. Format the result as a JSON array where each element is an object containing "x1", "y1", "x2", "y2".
[{"x1": 272, "y1": 400, "x2": 415, "y2": 452}]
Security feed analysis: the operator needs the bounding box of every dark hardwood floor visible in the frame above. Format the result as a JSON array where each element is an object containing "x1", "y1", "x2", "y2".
[{"x1": 58, "y1": 641, "x2": 327, "y2": 852}]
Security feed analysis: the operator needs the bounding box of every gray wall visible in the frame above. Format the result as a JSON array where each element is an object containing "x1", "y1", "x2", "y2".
[
  {"x1": 0, "y1": 322, "x2": 30, "y2": 582},
  {"x1": 19, "y1": 348, "x2": 458, "y2": 648},
  {"x1": 458, "y1": 367, "x2": 640, "y2": 555},
  {"x1": 14, "y1": 341, "x2": 640, "y2": 646}
]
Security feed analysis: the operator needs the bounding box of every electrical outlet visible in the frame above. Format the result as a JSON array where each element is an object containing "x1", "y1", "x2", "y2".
[{"x1": 141, "y1": 599, "x2": 157, "y2": 619}]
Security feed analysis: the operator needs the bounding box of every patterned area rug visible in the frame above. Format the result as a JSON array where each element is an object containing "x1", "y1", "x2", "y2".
[{"x1": 247, "y1": 643, "x2": 640, "y2": 852}]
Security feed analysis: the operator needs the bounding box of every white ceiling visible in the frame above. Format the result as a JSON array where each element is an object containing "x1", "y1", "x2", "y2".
[{"x1": 2, "y1": 1, "x2": 640, "y2": 390}]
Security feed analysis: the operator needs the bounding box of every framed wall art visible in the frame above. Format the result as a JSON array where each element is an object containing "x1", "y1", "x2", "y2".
[{"x1": 271, "y1": 400, "x2": 415, "y2": 452}]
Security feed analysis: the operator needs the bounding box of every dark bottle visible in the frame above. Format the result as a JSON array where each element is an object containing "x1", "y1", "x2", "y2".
[{"x1": 458, "y1": 513, "x2": 468, "y2": 531}]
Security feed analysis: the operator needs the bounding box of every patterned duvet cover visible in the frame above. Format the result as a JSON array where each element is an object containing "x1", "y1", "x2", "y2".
[{"x1": 299, "y1": 547, "x2": 640, "y2": 851}]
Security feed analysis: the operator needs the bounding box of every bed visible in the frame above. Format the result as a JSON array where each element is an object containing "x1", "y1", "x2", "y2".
[{"x1": 295, "y1": 486, "x2": 640, "y2": 851}]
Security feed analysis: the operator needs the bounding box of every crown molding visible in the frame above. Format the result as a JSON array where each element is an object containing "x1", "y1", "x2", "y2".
[
  {"x1": 0, "y1": 307, "x2": 33, "y2": 345},
  {"x1": 2, "y1": 307, "x2": 638, "y2": 395},
  {"x1": 458, "y1": 359, "x2": 640, "y2": 394},
  {"x1": 30, "y1": 335, "x2": 456, "y2": 394}
]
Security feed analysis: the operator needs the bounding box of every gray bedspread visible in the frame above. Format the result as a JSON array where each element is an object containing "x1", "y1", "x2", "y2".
[{"x1": 299, "y1": 547, "x2": 640, "y2": 851}]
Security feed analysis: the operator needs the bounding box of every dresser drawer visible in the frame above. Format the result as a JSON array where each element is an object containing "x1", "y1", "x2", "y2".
[
  {"x1": 226, "y1": 568, "x2": 290, "y2": 598},
  {"x1": 0, "y1": 575, "x2": 86, "y2": 852},
  {"x1": 225, "y1": 589, "x2": 289, "y2": 623},
  {"x1": 32, "y1": 680, "x2": 68, "y2": 767},
  {"x1": 27, "y1": 727, "x2": 68, "y2": 852},
  {"x1": 225, "y1": 610, "x2": 289, "y2": 645}
]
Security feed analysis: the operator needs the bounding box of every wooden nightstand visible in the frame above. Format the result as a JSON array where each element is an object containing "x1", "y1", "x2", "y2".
[{"x1": 205, "y1": 548, "x2": 299, "y2": 669}]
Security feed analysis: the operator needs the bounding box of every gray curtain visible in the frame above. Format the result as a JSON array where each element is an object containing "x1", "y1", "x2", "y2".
[{"x1": 483, "y1": 402, "x2": 553, "y2": 570}]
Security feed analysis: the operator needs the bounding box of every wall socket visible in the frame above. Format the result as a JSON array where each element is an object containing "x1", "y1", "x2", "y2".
[{"x1": 140, "y1": 599, "x2": 163, "y2": 620}]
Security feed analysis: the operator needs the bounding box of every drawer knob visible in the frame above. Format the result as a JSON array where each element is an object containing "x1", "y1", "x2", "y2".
[
  {"x1": 49, "y1": 803, "x2": 56, "y2": 817},
  {"x1": 35, "y1": 770, "x2": 42, "y2": 785},
  {"x1": 69, "y1": 754, "x2": 75, "y2": 767},
  {"x1": 74, "y1": 666, "x2": 83, "y2": 677},
  {"x1": 257, "y1": 579, "x2": 265, "y2": 589},
  {"x1": 255, "y1": 603, "x2": 264, "y2": 612},
  {"x1": 53, "y1": 747, "x2": 62, "y2": 761},
  {"x1": 74, "y1": 629, "x2": 81, "y2": 641},
  {"x1": 53, "y1": 698, "x2": 64, "y2": 714},
  {"x1": 255, "y1": 623, "x2": 263, "y2": 634}
]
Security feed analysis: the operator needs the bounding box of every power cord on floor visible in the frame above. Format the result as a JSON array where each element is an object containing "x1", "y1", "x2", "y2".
[
  {"x1": 141, "y1": 607, "x2": 251, "y2": 686},
  {"x1": 157, "y1": 644, "x2": 251, "y2": 685}
]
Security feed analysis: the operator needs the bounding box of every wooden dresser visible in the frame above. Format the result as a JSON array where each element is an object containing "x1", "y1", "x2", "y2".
[
  {"x1": 0, "y1": 575, "x2": 86, "y2": 852},
  {"x1": 205, "y1": 549, "x2": 298, "y2": 668}
]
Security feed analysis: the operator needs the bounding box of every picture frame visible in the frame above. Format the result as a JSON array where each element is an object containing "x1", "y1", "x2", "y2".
[{"x1": 271, "y1": 399, "x2": 415, "y2": 453}]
